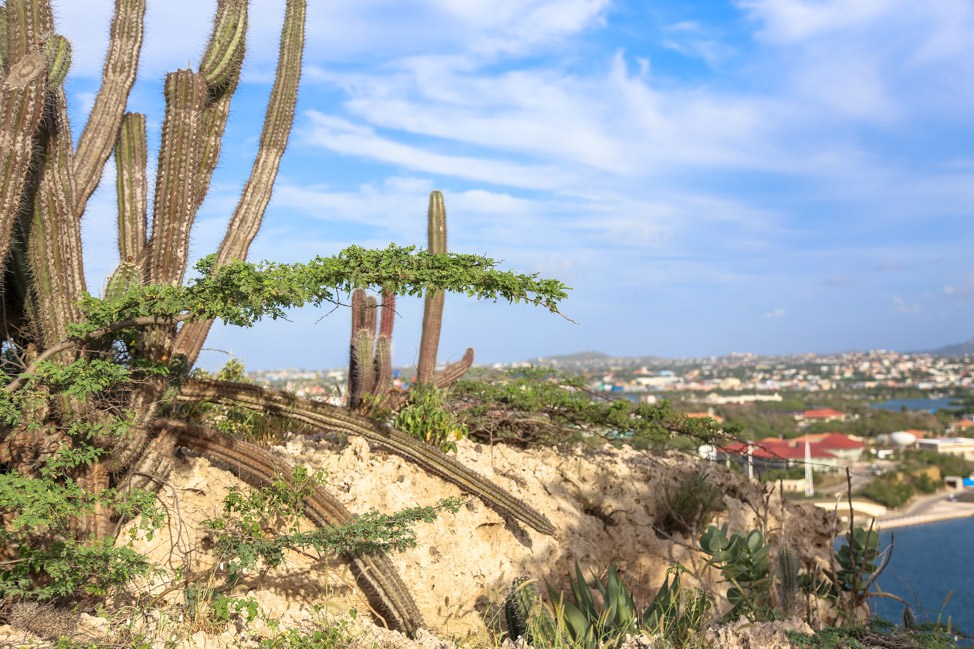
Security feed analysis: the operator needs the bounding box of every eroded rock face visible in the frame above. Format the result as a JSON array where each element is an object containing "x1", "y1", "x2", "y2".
[
  {"x1": 21, "y1": 437, "x2": 835, "y2": 647},
  {"x1": 705, "y1": 618, "x2": 816, "y2": 649}
]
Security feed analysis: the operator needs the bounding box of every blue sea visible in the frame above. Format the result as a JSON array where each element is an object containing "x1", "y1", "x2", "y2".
[
  {"x1": 865, "y1": 518, "x2": 974, "y2": 639},
  {"x1": 869, "y1": 397, "x2": 960, "y2": 412}
]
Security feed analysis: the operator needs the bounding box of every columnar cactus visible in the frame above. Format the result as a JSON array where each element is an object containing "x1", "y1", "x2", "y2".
[
  {"x1": 416, "y1": 190, "x2": 474, "y2": 387},
  {"x1": 416, "y1": 191, "x2": 448, "y2": 384},
  {"x1": 0, "y1": 0, "x2": 306, "y2": 524}
]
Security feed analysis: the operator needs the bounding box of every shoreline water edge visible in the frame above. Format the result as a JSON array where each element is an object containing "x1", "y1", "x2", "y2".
[
  {"x1": 813, "y1": 492, "x2": 974, "y2": 531},
  {"x1": 875, "y1": 498, "x2": 974, "y2": 530}
]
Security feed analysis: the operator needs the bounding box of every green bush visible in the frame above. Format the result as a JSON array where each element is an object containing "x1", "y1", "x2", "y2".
[
  {"x1": 857, "y1": 475, "x2": 915, "y2": 509},
  {"x1": 699, "y1": 524, "x2": 775, "y2": 621},
  {"x1": 394, "y1": 384, "x2": 469, "y2": 452},
  {"x1": 0, "y1": 466, "x2": 162, "y2": 602}
]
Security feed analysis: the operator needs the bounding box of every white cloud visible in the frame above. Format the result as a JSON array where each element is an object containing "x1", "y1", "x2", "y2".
[
  {"x1": 302, "y1": 111, "x2": 568, "y2": 190},
  {"x1": 738, "y1": 0, "x2": 898, "y2": 44},
  {"x1": 763, "y1": 307, "x2": 786, "y2": 318},
  {"x1": 944, "y1": 274, "x2": 974, "y2": 296},
  {"x1": 892, "y1": 296, "x2": 920, "y2": 314}
]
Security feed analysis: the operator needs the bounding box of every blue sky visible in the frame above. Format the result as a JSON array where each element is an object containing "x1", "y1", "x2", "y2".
[{"x1": 57, "y1": 0, "x2": 974, "y2": 370}]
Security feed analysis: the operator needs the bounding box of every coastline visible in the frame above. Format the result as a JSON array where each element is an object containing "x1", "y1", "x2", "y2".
[
  {"x1": 875, "y1": 498, "x2": 974, "y2": 530},
  {"x1": 811, "y1": 491, "x2": 974, "y2": 531}
]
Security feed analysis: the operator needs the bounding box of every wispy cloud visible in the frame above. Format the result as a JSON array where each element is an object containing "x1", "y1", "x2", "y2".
[{"x1": 892, "y1": 296, "x2": 920, "y2": 314}]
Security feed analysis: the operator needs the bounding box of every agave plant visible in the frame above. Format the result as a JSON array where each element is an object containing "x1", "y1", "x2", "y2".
[
  {"x1": 505, "y1": 562, "x2": 711, "y2": 648},
  {"x1": 0, "y1": 0, "x2": 565, "y2": 635}
]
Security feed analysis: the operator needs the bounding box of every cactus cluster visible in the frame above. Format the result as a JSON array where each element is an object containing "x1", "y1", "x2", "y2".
[
  {"x1": 346, "y1": 191, "x2": 475, "y2": 409},
  {"x1": 0, "y1": 1, "x2": 557, "y2": 637},
  {"x1": 0, "y1": 0, "x2": 305, "y2": 560},
  {"x1": 348, "y1": 287, "x2": 395, "y2": 410}
]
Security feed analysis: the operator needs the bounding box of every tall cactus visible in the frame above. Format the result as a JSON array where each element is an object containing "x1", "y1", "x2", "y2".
[{"x1": 416, "y1": 191, "x2": 474, "y2": 387}]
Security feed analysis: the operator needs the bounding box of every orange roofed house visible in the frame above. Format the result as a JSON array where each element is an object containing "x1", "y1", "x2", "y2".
[
  {"x1": 717, "y1": 433, "x2": 865, "y2": 474},
  {"x1": 795, "y1": 408, "x2": 849, "y2": 424}
]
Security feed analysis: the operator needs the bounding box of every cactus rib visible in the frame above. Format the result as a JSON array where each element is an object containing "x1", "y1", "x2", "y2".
[
  {"x1": 4, "y1": 0, "x2": 53, "y2": 64},
  {"x1": 0, "y1": 7, "x2": 8, "y2": 74},
  {"x1": 147, "y1": 69, "x2": 207, "y2": 284},
  {"x1": 0, "y1": 50, "x2": 46, "y2": 271},
  {"x1": 72, "y1": 0, "x2": 145, "y2": 219},
  {"x1": 114, "y1": 112, "x2": 147, "y2": 264},
  {"x1": 163, "y1": 419, "x2": 425, "y2": 637},
  {"x1": 27, "y1": 88, "x2": 87, "y2": 347}
]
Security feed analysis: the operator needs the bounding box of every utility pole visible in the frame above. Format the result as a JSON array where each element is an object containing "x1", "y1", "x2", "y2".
[
  {"x1": 747, "y1": 441, "x2": 754, "y2": 480},
  {"x1": 805, "y1": 438, "x2": 814, "y2": 497}
]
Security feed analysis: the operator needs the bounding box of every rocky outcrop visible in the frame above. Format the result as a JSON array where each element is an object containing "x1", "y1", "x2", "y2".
[{"x1": 4, "y1": 437, "x2": 839, "y2": 647}]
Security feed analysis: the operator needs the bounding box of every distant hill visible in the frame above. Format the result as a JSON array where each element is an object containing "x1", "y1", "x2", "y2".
[
  {"x1": 531, "y1": 351, "x2": 611, "y2": 364},
  {"x1": 526, "y1": 351, "x2": 669, "y2": 368},
  {"x1": 925, "y1": 337, "x2": 974, "y2": 356}
]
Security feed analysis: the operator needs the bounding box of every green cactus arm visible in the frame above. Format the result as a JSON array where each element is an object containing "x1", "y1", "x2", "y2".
[
  {"x1": 198, "y1": 0, "x2": 247, "y2": 91},
  {"x1": 191, "y1": 0, "x2": 247, "y2": 210},
  {"x1": 0, "y1": 50, "x2": 46, "y2": 272},
  {"x1": 416, "y1": 191, "x2": 448, "y2": 383},
  {"x1": 72, "y1": 0, "x2": 145, "y2": 220},
  {"x1": 41, "y1": 33, "x2": 69, "y2": 87},
  {"x1": 173, "y1": 0, "x2": 304, "y2": 366},
  {"x1": 351, "y1": 328, "x2": 376, "y2": 408},
  {"x1": 27, "y1": 87, "x2": 87, "y2": 347},
  {"x1": 114, "y1": 112, "x2": 147, "y2": 265},
  {"x1": 372, "y1": 289, "x2": 396, "y2": 399},
  {"x1": 347, "y1": 287, "x2": 366, "y2": 405},
  {"x1": 147, "y1": 69, "x2": 207, "y2": 285}
]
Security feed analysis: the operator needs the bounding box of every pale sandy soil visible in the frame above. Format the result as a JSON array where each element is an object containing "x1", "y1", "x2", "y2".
[{"x1": 0, "y1": 435, "x2": 838, "y2": 648}]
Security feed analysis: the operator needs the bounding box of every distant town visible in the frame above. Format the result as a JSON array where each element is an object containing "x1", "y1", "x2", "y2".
[{"x1": 244, "y1": 346, "x2": 974, "y2": 519}]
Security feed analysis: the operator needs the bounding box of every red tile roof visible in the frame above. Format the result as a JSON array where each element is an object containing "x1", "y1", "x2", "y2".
[
  {"x1": 802, "y1": 408, "x2": 845, "y2": 419},
  {"x1": 719, "y1": 440, "x2": 836, "y2": 460}
]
